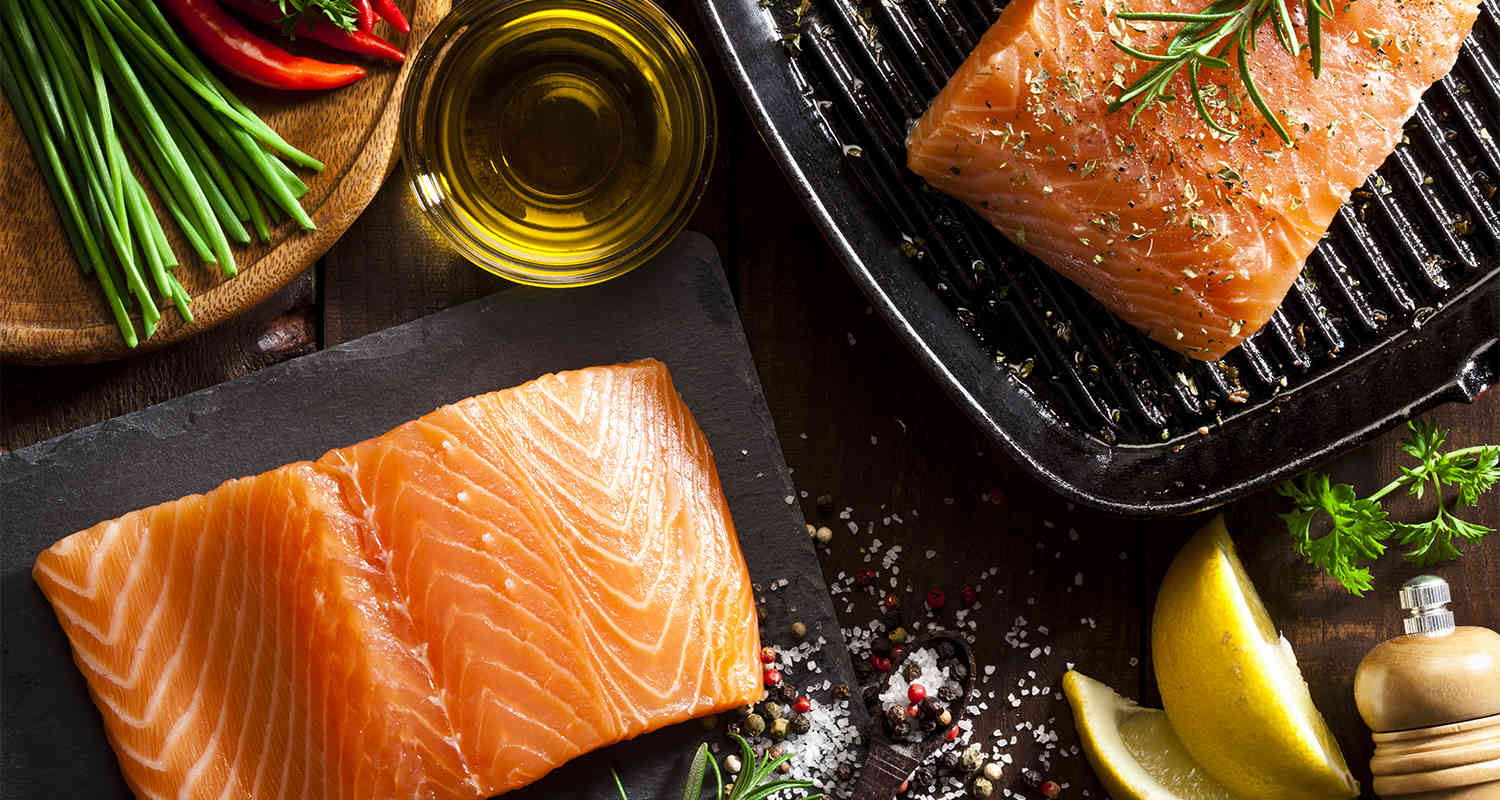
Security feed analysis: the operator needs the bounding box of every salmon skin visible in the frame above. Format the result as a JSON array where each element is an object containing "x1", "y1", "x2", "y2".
[
  {"x1": 32, "y1": 360, "x2": 763, "y2": 799},
  {"x1": 907, "y1": 0, "x2": 1481, "y2": 359}
]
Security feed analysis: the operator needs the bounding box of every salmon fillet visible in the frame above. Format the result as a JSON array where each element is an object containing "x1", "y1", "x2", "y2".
[
  {"x1": 907, "y1": 0, "x2": 1481, "y2": 359},
  {"x1": 32, "y1": 360, "x2": 762, "y2": 799}
]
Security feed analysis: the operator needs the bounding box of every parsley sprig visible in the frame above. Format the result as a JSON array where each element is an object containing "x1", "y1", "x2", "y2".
[
  {"x1": 614, "y1": 734, "x2": 823, "y2": 800},
  {"x1": 1277, "y1": 420, "x2": 1499, "y2": 595},
  {"x1": 271, "y1": 0, "x2": 359, "y2": 36}
]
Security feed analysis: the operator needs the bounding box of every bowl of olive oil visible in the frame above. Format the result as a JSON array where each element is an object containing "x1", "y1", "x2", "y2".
[{"x1": 400, "y1": 0, "x2": 715, "y2": 285}]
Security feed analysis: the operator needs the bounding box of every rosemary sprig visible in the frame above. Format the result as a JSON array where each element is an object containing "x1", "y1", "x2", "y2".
[
  {"x1": 613, "y1": 735, "x2": 824, "y2": 800},
  {"x1": 1108, "y1": 0, "x2": 1333, "y2": 143}
]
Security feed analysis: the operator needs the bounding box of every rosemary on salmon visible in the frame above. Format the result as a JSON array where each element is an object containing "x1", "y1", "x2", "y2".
[{"x1": 1107, "y1": 0, "x2": 1333, "y2": 143}]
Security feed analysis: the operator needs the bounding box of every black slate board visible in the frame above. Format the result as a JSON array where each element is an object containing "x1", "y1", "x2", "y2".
[{"x1": 1, "y1": 233, "x2": 859, "y2": 799}]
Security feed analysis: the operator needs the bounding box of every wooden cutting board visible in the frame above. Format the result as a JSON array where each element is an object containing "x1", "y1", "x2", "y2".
[
  {"x1": 0, "y1": 1, "x2": 449, "y2": 365},
  {"x1": 0, "y1": 233, "x2": 864, "y2": 797}
]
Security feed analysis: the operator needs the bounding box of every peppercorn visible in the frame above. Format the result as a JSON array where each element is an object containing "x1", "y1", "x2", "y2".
[
  {"x1": 918, "y1": 696, "x2": 941, "y2": 717},
  {"x1": 790, "y1": 713, "x2": 811, "y2": 734},
  {"x1": 832, "y1": 683, "x2": 852, "y2": 700},
  {"x1": 960, "y1": 585, "x2": 978, "y2": 607},
  {"x1": 889, "y1": 716, "x2": 911, "y2": 738},
  {"x1": 836, "y1": 763, "x2": 854, "y2": 781},
  {"x1": 959, "y1": 744, "x2": 984, "y2": 773},
  {"x1": 871, "y1": 655, "x2": 892, "y2": 672},
  {"x1": 791, "y1": 621, "x2": 807, "y2": 638},
  {"x1": 767, "y1": 745, "x2": 785, "y2": 760},
  {"x1": 938, "y1": 685, "x2": 961, "y2": 703},
  {"x1": 888, "y1": 627, "x2": 909, "y2": 645},
  {"x1": 909, "y1": 766, "x2": 934, "y2": 791},
  {"x1": 805, "y1": 523, "x2": 815, "y2": 538},
  {"x1": 882, "y1": 592, "x2": 901, "y2": 611},
  {"x1": 792, "y1": 696, "x2": 812, "y2": 714},
  {"x1": 762, "y1": 701, "x2": 784, "y2": 721},
  {"x1": 940, "y1": 749, "x2": 962, "y2": 772},
  {"x1": 935, "y1": 640, "x2": 957, "y2": 660},
  {"x1": 945, "y1": 725, "x2": 959, "y2": 741},
  {"x1": 723, "y1": 783, "x2": 735, "y2": 798},
  {"x1": 733, "y1": 703, "x2": 753, "y2": 719},
  {"x1": 908, "y1": 683, "x2": 927, "y2": 703},
  {"x1": 950, "y1": 662, "x2": 969, "y2": 681},
  {"x1": 743, "y1": 713, "x2": 766, "y2": 736},
  {"x1": 757, "y1": 605, "x2": 767, "y2": 622},
  {"x1": 1020, "y1": 768, "x2": 1044, "y2": 788},
  {"x1": 769, "y1": 717, "x2": 790, "y2": 740},
  {"x1": 937, "y1": 708, "x2": 953, "y2": 726},
  {"x1": 926, "y1": 589, "x2": 947, "y2": 610},
  {"x1": 890, "y1": 646, "x2": 907, "y2": 664},
  {"x1": 906, "y1": 704, "x2": 920, "y2": 718},
  {"x1": 902, "y1": 662, "x2": 922, "y2": 682},
  {"x1": 764, "y1": 668, "x2": 783, "y2": 687},
  {"x1": 885, "y1": 704, "x2": 906, "y2": 730},
  {"x1": 777, "y1": 761, "x2": 791, "y2": 774},
  {"x1": 1040, "y1": 780, "x2": 1061, "y2": 798},
  {"x1": 724, "y1": 754, "x2": 742, "y2": 774},
  {"x1": 970, "y1": 777, "x2": 994, "y2": 798},
  {"x1": 760, "y1": 646, "x2": 776, "y2": 664},
  {"x1": 982, "y1": 762, "x2": 1002, "y2": 782},
  {"x1": 814, "y1": 526, "x2": 832, "y2": 544},
  {"x1": 871, "y1": 636, "x2": 893, "y2": 656},
  {"x1": 725, "y1": 722, "x2": 741, "y2": 737},
  {"x1": 778, "y1": 684, "x2": 799, "y2": 704},
  {"x1": 857, "y1": 568, "x2": 877, "y2": 586},
  {"x1": 919, "y1": 716, "x2": 937, "y2": 733}
]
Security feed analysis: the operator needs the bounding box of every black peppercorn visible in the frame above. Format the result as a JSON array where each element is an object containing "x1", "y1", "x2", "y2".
[
  {"x1": 884, "y1": 704, "x2": 906, "y2": 731},
  {"x1": 889, "y1": 717, "x2": 911, "y2": 738},
  {"x1": 938, "y1": 685, "x2": 961, "y2": 703},
  {"x1": 779, "y1": 684, "x2": 799, "y2": 704},
  {"x1": 940, "y1": 750, "x2": 962, "y2": 772},
  {"x1": 1021, "y1": 768, "x2": 1044, "y2": 788},
  {"x1": 935, "y1": 640, "x2": 957, "y2": 660},
  {"x1": 909, "y1": 766, "x2": 935, "y2": 791},
  {"x1": 836, "y1": 763, "x2": 854, "y2": 781},
  {"x1": 832, "y1": 683, "x2": 852, "y2": 700},
  {"x1": 902, "y1": 662, "x2": 922, "y2": 682},
  {"x1": 919, "y1": 697, "x2": 943, "y2": 718},
  {"x1": 790, "y1": 713, "x2": 811, "y2": 735}
]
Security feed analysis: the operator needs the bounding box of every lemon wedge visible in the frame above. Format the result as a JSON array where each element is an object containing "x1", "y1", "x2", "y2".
[
  {"x1": 1153, "y1": 515, "x2": 1360, "y2": 800},
  {"x1": 1063, "y1": 671, "x2": 1236, "y2": 800}
]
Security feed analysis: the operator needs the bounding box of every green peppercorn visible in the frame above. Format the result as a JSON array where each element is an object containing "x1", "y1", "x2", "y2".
[
  {"x1": 743, "y1": 713, "x2": 766, "y2": 736},
  {"x1": 971, "y1": 777, "x2": 994, "y2": 798},
  {"x1": 769, "y1": 717, "x2": 790, "y2": 740},
  {"x1": 888, "y1": 627, "x2": 909, "y2": 644},
  {"x1": 762, "y1": 701, "x2": 784, "y2": 721}
]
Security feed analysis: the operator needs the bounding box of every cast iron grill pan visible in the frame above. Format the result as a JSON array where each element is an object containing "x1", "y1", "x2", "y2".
[{"x1": 697, "y1": 0, "x2": 1500, "y2": 514}]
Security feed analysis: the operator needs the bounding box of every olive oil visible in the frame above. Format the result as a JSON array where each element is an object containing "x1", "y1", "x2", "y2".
[{"x1": 407, "y1": 0, "x2": 714, "y2": 283}]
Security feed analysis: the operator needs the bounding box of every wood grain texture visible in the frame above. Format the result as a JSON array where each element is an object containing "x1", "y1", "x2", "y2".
[{"x1": 0, "y1": 0, "x2": 448, "y2": 365}]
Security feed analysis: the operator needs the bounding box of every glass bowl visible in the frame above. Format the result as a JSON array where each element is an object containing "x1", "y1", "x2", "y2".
[{"x1": 399, "y1": 0, "x2": 716, "y2": 286}]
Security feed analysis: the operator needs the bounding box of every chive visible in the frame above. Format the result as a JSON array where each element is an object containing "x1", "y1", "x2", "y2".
[
  {"x1": 234, "y1": 168, "x2": 271, "y2": 243},
  {"x1": 0, "y1": 19, "x2": 135, "y2": 345},
  {"x1": 118, "y1": 117, "x2": 216, "y2": 264}
]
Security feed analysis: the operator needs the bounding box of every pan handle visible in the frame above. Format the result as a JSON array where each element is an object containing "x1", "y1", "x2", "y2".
[{"x1": 851, "y1": 741, "x2": 921, "y2": 800}]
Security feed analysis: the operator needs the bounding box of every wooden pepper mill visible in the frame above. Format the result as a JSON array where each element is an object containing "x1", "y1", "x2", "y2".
[{"x1": 1354, "y1": 575, "x2": 1500, "y2": 799}]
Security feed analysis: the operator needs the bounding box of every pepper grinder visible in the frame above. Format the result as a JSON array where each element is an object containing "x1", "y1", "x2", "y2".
[{"x1": 1354, "y1": 575, "x2": 1500, "y2": 799}]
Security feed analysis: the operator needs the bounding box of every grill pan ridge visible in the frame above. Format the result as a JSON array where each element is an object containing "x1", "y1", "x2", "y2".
[{"x1": 697, "y1": 0, "x2": 1500, "y2": 514}]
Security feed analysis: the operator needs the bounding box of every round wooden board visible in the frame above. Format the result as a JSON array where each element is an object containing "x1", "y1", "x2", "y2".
[{"x1": 0, "y1": 1, "x2": 450, "y2": 364}]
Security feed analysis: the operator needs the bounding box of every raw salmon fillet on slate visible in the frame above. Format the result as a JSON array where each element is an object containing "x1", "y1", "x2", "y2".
[
  {"x1": 907, "y1": 0, "x2": 1481, "y2": 359},
  {"x1": 32, "y1": 359, "x2": 763, "y2": 799}
]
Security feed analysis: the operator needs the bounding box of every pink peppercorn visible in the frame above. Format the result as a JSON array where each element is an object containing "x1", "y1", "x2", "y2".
[
  {"x1": 926, "y1": 589, "x2": 946, "y2": 610},
  {"x1": 945, "y1": 726, "x2": 959, "y2": 741},
  {"x1": 760, "y1": 646, "x2": 776, "y2": 664},
  {"x1": 763, "y1": 669, "x2": 783, "y2": 687},
  {"x1": 908, "y1": 683, "x2": 927, "y2": 703},
  {"x1": 1041, "y1": 780, "x2": 1061, "y2": 798},
  {"x1": 871, "y1": 655, "x2": 892, "y2": 672},
  {"x1": 960, "y1": 585, "x2": 978, "y2": 607},
  {"x1": 793, "y1": 697, "x2": 812, "y2": 713}
]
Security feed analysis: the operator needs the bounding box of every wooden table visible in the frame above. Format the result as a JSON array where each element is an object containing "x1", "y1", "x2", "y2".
[{"x1": 3, "y1": 4, "x2": 1496, "y2": 795}]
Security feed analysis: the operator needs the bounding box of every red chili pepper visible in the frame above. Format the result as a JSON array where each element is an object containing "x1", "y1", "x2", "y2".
[
  {"x1": 219, "y1": 0, "x2": 405, "y2": 62},
  {"x1": 354, "y1": 0, "x2": 376, "y2": 32},
  {"x1": 371, "y1": 0, "x2": 409, "y2": 33},
  {"x1": 162, "y1": 0, "x2": 365, "y2": 90}
]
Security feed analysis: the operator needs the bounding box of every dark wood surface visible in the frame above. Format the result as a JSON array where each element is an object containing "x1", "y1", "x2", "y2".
[{"x1": 2, "y1": 3, "x2": 1496, "y2": 796}]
